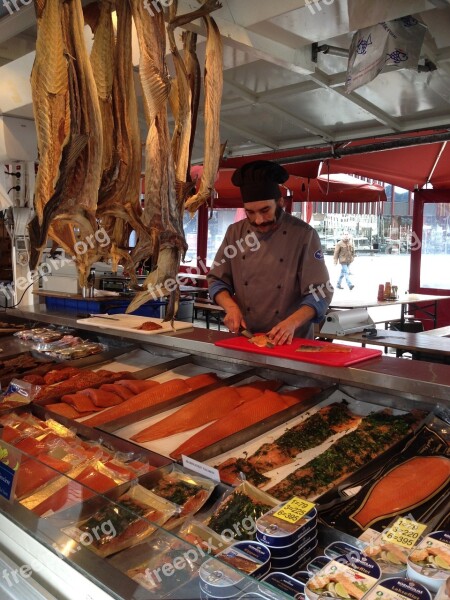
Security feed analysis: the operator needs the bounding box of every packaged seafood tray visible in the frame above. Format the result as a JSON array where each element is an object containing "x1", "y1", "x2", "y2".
[
  {"x1": 208, "y1": 390, "x2": 422, "y2": 501},
  {"x1": 109, "y1": 530, "x2": 202, "y2": 598},
  {"x1": 363, "y1": 577, "x2": 432, "y2": 600},
  {"x1": 32, "y1": 336, "x2": 106, "y2": 361},
  {"x1": 318, "y1": 416, "x2": 450, "y2": 537},
  {"x1": 210, "y1": 540, "x2": 271, "y2": 580},
  {"x1": 260, "y1": 571, "x2": 306, "y2": 599},
  {"x1": 115, "y1": 371, "x2": 325, "y2": 460},
  {"x1": 407, "y1": 530, "x2": 450, "y2": 592},
  {"x1": 178, "y1": 519, "x2": 233, "y2": 556},
  {"x1": 0, "y1": 320, "x2": 27, "y2": 335},
  {"x1": 204, "y1": 481, "x2": 279, "y2": 543},
  {"x1": 61, "y1": 484, "x2": 178, "y2": 557},
  {"x1": 359, "y1": 532, "x2": 409, "y2": 578},
  {"x1": 304, "y1": 553, "x2": 382, "y2": 600},
  {"x1": 140, "y1": 463, "x2": 216, "y2": 528}
]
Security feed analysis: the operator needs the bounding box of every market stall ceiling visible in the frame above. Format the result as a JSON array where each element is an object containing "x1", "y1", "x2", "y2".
[{"x1": 0, "y1": 0, "x2": 450, "y2": 187}]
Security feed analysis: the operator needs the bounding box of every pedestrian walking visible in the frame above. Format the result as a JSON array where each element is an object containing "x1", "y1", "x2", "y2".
[{"x1": 334, "y1": 232, "x2": 355, "y2": 289}]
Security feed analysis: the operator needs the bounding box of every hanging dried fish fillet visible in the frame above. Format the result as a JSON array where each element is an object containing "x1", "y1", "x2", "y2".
[
  {"x1": 185, "y1": 11, "x2": 223, "y2": 214},
  {"x1": 28, "y1": 0, "x2": 70, "y2": 269}
]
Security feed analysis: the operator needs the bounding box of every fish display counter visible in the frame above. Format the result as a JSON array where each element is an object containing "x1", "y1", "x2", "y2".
[{"x1": 0, "y1": 307, "x2": 448, "y2": 599}]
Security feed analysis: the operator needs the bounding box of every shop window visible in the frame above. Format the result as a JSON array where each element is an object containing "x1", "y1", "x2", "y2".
[
  {"x1": 206, "y1": 208, "x2": 245, "y2": 266},
  {"x1": 181, "y1": 211, "x2": 199, "y2": 267},
  {"x1": 420, "y1": 202, "x2": 450, "y2": 289}
]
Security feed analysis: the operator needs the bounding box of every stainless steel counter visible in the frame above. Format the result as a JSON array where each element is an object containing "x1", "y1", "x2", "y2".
[{"x1": 8, "y1": 305, "x2": 450, "y2": 408}]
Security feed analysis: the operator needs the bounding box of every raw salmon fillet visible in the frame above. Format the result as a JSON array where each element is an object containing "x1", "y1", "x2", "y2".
[
  {"x1": 62, "y1": 393, "x2": 104, "y2": 413},
  {"x1": 350, "y1": 455, "x2": 450, "y2": 528},
  {"x1": 185, "y1": 372, "x2": 220, "y2": 390},
  {"x1": 131, "y1": 387, "x2": 244, "y2": 443},
  {"x1": 81, "y1": 379, "x2": 189, "y2": 427},
  {"x1": 171, "y1": 390, "x2": 299, "y2": 459}
]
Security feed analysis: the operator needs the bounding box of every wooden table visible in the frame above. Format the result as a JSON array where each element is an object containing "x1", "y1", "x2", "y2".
[
  {"x1": 322, "y1": 328, "x2": 450, "y2": 363},
  {"x1": 330, "y1": 294, "x2": 449, "y2": 329}
]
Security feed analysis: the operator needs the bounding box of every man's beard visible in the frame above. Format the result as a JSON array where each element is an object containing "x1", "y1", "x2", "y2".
[{"x1": 251, "y1": 205, "x2": 284, "y2": 229}]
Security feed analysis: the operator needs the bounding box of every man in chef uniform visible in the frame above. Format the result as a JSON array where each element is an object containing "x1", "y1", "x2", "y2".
[{"x1": 207, "y1": 160, "x2": 333, "y2": 345}]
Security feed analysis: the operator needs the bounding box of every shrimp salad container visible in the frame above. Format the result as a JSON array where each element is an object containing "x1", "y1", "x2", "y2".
[
  {"x1": 305, "y1": 553, "x2": 382, "y2": 600},
  {"x1": 260, "y1": 572, "x2": 306, "y2": 600},
  {"x1": 256, "y1": 502, "x2": 317, "y2": 547},
  {"x1": 407, "y1": 530, "x2": 450, "y2": 592},
  {"x1": 362, "y1": 577, "x2": 432, "y2": 600}
]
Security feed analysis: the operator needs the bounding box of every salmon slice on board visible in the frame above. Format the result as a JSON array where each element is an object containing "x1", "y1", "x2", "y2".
[
  {"x1": 350, "y1": 456, "x2": 450, "y2": 529},
  {"x1": 131, "y1": 387, "x2": 244, "y2": 443},
  {"x1": 81, "y1": 379, "x2": 190, "y2": 427},
  {"x1": 171, "y1": 390, "x2": 296, "y2": 459}
]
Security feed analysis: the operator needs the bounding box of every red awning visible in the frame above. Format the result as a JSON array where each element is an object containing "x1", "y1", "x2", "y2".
[{"x1": 193, "y1": 168, "x2": 386, "y2": 205}]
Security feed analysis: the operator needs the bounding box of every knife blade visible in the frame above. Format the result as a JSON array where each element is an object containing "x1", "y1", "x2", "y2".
[{"x1": 90, "y1": 315, "x2": 121, "y2": 321}]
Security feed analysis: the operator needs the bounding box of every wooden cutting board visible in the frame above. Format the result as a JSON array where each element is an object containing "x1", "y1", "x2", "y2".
[{"x1": 215, "y1": 336, "x2": 382, "y2": 367}]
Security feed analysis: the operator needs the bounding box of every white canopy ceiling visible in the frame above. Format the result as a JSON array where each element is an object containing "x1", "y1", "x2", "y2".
[{"x1": 0, "y1": 0, "x2": 449, "y2": 164}]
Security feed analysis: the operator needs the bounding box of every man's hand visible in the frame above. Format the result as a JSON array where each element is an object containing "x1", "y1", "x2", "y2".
[
  {"x1": 267, "y1": 317, "x2": 297, "y2": 346},
  {"x1": 223, "y1": 304, "x2": 246, "y2": 334}
]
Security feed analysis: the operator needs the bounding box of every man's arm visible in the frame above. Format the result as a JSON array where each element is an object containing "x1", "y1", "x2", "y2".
[
  {"x1": 213, "y1": 290, "x2": 246, "y2": 333},
  {"x1": 268, "y1": 305, "x2": 315, "y2": 346},
  {"x1": 333, "y1": 243, "x2": 340, "y2": 265}
]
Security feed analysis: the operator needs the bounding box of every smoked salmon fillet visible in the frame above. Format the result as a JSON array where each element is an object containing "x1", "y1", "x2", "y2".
[
  {"x1": 116, "y1": 380, "x2": 160, "y2": 394},
  {"x1": 131, "y1": 387, "x2": 244, "y2": 443},
  {"x1": 171, "y1": 390, "x2": 304, "y2": 459},
  {"x1": 79, "y1": 388, "x2": 123, "y2": 407},
  {"x1": 62, "y1": 393, "x2": 104, "y2": 413},
  {"x1": 235, "y1": 380, "x2": 282, "y2": 400},
  {"x1": 16, "y1": 454, "x2": 73, "y2": 498},
  {"x1": 45, "y1": 403, "x2": 82, "y2": 419},
  {"x1": 350, "y1": 455, "x2": 450, "y2": 528},
  {"x1": 81, "y1": 379, "x2": 189, "y2": 427},
  {"x1": 100, "y1": 384, "x2": 134, "y2": 400},
  {"x1": 182, "y1": 372, "x2": 219, "y2": 390}
]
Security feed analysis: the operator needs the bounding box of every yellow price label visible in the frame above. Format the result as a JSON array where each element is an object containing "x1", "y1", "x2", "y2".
[
  {"x1": 273, "y1": 497, "x2": 315, "y2": 524},
  {"x1": 381, "y1": 518, "x2": 427, "y2": 549}
]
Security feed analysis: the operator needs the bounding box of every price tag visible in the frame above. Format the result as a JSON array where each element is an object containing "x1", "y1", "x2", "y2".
[
  {"x1": 273, "y1": 496, "x2": 315, "y2": 524},
  {"x1": 381, "y1": 517, "x2": 426, "y2": 549}
]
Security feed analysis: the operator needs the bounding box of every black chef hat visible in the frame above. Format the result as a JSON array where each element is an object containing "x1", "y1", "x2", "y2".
[{"x1": 231, "y1": 160, "x2": 289, "y2": 203}]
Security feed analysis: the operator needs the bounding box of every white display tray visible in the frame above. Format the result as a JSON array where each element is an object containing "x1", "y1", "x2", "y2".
[{"x1": 76, "y1": 314, "x2": 192, "y2": 334}]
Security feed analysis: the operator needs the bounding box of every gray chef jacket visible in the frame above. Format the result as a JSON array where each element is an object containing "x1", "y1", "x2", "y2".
[{"x1": 207, "y1": 211, "x2": 333, "y2": 338}]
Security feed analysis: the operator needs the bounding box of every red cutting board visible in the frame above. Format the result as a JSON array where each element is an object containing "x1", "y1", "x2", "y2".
[{"x1": 215, "y1": 336, "x2": 382, "y2": 367}]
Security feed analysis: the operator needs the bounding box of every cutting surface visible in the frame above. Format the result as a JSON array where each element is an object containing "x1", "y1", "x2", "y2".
[
  {"x1": 76, "y1": 314, "x2": 193, "y2": 334},
  {"x1": 215, "y1": 336, "x2": 381, "y2": 366}
]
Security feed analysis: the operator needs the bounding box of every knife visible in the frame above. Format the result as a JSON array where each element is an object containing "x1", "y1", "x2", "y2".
[
  {"x1": 240, "y1": 328, "x2": 275, "y2": 348},
  {"x1": 90, "y1": 314, "x2": 121, "y2": 321}
]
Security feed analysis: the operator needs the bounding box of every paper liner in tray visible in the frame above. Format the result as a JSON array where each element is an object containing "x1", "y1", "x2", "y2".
[
  {"x1": 207, "y1": 390, "x2": 413, "y2": 498},
  {"x1": 76, "y1": 314, "x2": 193, "y2": 334}
]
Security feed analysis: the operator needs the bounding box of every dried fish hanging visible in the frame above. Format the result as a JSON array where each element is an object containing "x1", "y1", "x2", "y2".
[
  {"x1": 184, "y1": 7, "x2": 223, "y2": 214},
  {"x1": 127, "y1": 0, "x2": 222, "y2": 320},
  {"x1": 86, "y1": 0, "x2": 144, "y2": 279},
  {"x1": 29, "y1": 0, "x2": 103, "y2": 287}
]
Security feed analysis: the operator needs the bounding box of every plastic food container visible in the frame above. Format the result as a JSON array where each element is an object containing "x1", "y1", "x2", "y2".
[
  {"x1": 324, "y1": 541, "x2": 360, "y2": 560},
  {"x1": 271, "y1": 538, "x2": 318, "y2": 572},
  {"x1": 362, "y1": 577, "x2": 432, "y2": 600},
  {"x1": 257, "y1": 529, "x2": 317, "y2": 559},
  {"x1": 305, "y1": 553, "x2": 381, "y2": 600},
  {"x1": 306, "y1": 555, "x2": 331, "y2": 575},
  {"x1": 362, "y1": 535, "x2": 409, "y2": 578},
  {"x1": 199, "y1": 556, "x2": 251, "y2": 598},
  {"x1": 291, "y1": 571, "x2": 311, "y2": 585},
  {"x1": 260, "y1": 572, "x2": 306, "y2": 599},
  {"x1": 215, "y1": 541, "x2": 271, "y2": 580},
  {"x1": 407, "y1": 530, "x2": 450, "y2": 593},
  {"x1": 256, "y1": 503, "x2": 317, "y2": 548}
]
